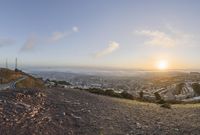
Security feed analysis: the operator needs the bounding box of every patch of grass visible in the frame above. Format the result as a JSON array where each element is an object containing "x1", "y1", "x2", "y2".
[
  {"x1": 0, "y1": 68, "x2": 22, "y2": 83},
  {"x1": 16, "y1": 77, "x2": 44, "y2": 89}
]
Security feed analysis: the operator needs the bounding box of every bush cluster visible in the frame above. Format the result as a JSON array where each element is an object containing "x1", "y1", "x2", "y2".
[{"x1": 84, "y1": 88, "x2": 134, "y2": 100}]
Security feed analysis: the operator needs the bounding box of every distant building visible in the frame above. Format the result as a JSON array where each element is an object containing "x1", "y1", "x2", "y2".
[
  {"x1": 190, "y1": 72, "x2": 200, "y2": 79},
  {"x1": 190, "y1": 72, "x2": 200, "y2": 75}
]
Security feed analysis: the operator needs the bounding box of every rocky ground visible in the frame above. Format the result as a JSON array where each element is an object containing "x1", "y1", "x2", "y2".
[{"x1": 0, "y1": 88, "x2": 200, "y2": 135}]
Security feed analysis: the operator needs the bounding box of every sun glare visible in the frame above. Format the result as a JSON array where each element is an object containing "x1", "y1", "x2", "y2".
[{"x1": 157, "y1": 60, "x2": 168, "y2": 70}]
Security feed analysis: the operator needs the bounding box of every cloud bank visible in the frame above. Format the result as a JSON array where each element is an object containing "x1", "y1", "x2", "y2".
[{"x1": 95, "y1": 41, "x2": 119, "y2": 57}]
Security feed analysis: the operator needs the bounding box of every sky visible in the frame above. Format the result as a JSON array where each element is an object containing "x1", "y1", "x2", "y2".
[{"x1": 0, "y1": 0, "x2": 200, "y2": 70}]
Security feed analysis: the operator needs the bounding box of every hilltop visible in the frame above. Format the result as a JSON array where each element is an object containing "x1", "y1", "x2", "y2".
[{"x1": 0, "y1": 69, "x2": 200, "y2": 134}]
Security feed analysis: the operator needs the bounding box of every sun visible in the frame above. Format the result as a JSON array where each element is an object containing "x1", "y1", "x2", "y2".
[{"x1": 156, "y1": 60, "x2": 168, "y2": 70}]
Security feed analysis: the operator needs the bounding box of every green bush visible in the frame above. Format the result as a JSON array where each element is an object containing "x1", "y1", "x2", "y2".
[{"x1": 51, "y1": 80, "x2": 71, "y2": 86}]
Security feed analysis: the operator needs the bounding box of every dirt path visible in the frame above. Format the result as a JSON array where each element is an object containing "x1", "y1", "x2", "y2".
[{"x1": 0, "y1": 88, "x2": 200, "y2": 135}]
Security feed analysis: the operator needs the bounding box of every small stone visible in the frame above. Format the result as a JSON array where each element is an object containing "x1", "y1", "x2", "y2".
[{"x1": 136, "y1": 122, "x2": 142, "y2": 129}]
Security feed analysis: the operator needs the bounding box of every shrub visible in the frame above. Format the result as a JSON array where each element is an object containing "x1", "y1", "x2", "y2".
[
  {"x1": 160, "y1": 103, "x2": 171, "y2": 109},
  {"x1": 157, "y1": 99, "x2": 166, "y2": 104},
  {"x1": 120, "y1": 91, "x2": 134, "y2": 99},
  {"x1": 57, "y1": 80, "x2": 71, "y2": 85},
  {"x1": 154, "y1": 92, "x2": 162, "y2": 100},
  {"x1": 139, "y1": 91, "x2": 144, "y2": 98},
  {"x1": 86, "y1": 88, "x2": 105, "y2": 95},
  {"x1": 105, "y1": 89, "x2": 121, "y2": 98}
]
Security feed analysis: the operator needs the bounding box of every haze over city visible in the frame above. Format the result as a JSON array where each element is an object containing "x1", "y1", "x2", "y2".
[{"x1": 1, "y1": 0, "x2": 200, "y2": 71}]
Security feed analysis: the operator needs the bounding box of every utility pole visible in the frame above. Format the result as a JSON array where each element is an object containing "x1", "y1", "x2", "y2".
[{"x1": 6, "y1": 59, "x2": 8, "y2": 69}]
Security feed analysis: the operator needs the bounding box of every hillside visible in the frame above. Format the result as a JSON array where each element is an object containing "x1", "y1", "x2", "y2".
[
  {"x1": 0, "y1": 68, "x2": 22, "y2": 83},
  {"x1": 0, "y1": 88, "x2": 199, "y2": 135},
  {"x1": 0, "y1": 69, "x2": 200, "y2": 134},
  {"x1": 0, "y1": 68, "x2": 44, "y2": 89}
]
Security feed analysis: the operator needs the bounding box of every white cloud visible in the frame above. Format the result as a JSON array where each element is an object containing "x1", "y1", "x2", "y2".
[
  {"x1": 20, "y1": 36, "x2": 37, "y2": 52},
  {"x1": 136, "y1": 30, "x2": 176, "y2": 47},
  {"x1": 20, "y1": 26, "x2": 80, "y2": 52},
  {"x1": 0, "y1": 38, "x2": 14, "y2": 47},
  {"x1": 72, "y1": 26, "x2": 79, "y2": 32},
  {"x1": 95, "y1": 41, "x2": 119, "y2": 57},
  {"x1": 49, "y1": 31, "x2": 69, "y2": 42},
  {"x1": 135, "y1": 27, "x2": 197, "y2": 48},
  {"x1": 48, "y1": 26, "x2": 79, "y2": 42}
]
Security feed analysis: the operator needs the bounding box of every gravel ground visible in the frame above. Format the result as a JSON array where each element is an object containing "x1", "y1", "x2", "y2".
[{"x1": 0, "y1": 88, "x2": 200, "y2": 135}]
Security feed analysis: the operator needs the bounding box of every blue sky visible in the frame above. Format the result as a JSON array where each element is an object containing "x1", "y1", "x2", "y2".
[{"x1": 0, "y1": 0, "x2": 200, "y2": 70}]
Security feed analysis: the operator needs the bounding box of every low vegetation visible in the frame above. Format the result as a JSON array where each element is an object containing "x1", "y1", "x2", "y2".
[
  {"x1": 51, "y1": 80, "x2": 71, "y2": 86},
  {"x1": 0, "y1": 68, "x2": 22, "y2": 83},
  {"x1": 16, "y1": 77, "x2": 44, "y2": 89},
  {"x1": 160, "y1": 103, "x2": 171, "y2": 109},
  {"x1": 81, "y1": 88, "x2": 134, "y2": 100}
]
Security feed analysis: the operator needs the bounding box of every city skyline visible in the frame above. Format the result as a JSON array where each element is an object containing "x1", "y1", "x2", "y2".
[{"x1": 1, "y1": 0, "x2": 200, "y2": 70}]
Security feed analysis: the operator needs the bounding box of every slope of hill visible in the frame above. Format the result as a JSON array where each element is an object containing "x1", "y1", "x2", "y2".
[
  {"x1": 0, "y1": 68, "x2": 23, "y2": 83},
  {"x1": 0, "y1": 87, "x2": 199, "y2": 135},
  {"x1": 0, "y1": 68, "x2": 44, "y2": 89},
  {"x1": 0, "y1": 68, "x2": 200, "y2": 134}
]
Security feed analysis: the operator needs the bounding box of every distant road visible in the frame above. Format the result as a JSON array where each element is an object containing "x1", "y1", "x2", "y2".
[{"x1": 0, "y1": 76, "x2": 27, "y2": 90}]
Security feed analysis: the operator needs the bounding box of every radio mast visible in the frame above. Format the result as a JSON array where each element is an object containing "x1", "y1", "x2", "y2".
[
  {"x1": 15, "y1": 58, "x2": 18, "y2": 70},
  {"x1": 6, "y1": 59, "x2": 8, "y2": 69}
]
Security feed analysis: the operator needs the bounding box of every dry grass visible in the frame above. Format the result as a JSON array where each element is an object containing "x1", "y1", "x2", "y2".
[
  {"x1": 16, "y1": 77, "x2": 44, "y2": 89},
  {"x1": 0, "y1": 68, "x2": 44, "y2": 89},
  {"x1": 0, "y1": 68, "x2": 22, "y2": 83}
]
